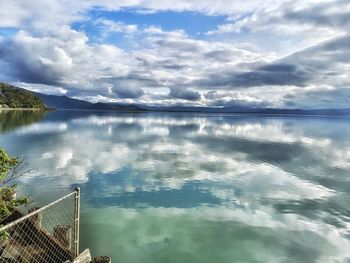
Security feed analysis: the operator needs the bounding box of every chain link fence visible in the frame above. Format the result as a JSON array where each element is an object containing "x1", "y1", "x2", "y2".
[{"x1": 0, "y1": 188, "x2": 80, "y2": 263}]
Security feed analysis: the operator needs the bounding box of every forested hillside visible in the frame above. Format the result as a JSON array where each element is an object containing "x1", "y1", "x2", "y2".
[{"x1": 0, "y1": 83, "x2": 46, "y2": 109}]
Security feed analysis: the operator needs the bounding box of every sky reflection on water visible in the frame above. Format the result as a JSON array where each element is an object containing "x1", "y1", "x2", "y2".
[{"x1": 0, "y1": 110, "x2": 349, "y2": 262}]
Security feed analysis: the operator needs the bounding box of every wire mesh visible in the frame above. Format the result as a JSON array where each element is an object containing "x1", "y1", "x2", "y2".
[{"x1": 0, "y1": 189, "x2": 80, "y2": 263}]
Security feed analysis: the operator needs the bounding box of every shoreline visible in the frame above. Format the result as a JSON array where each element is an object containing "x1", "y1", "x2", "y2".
[
  {"x1": 0, "y1": 108, "x2": 52, "y2": 111},
  {"x1": 1, "y1": 107, "x2": 349, "y2": 117}
]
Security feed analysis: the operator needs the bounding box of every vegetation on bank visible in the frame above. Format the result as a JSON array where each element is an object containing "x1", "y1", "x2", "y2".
[
  {"x1": 0, "y1": 110, "x2": 46, "y2": 133},
  {"x1": 0, "y1": 148, "x2": 29, "y2": 238},
  {"x1": 0, "y1": 83, "x2": 46, "y2": 109}
]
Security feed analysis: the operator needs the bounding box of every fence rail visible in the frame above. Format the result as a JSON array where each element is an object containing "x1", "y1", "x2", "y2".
[{"x1": 0, "y1": 187, "x2": 80, "y2": 263}]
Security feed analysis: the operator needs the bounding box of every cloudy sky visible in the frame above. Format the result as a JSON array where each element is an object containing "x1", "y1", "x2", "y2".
[{"x1": 0, "y1": 0, "x2": 349, "y2": 108}]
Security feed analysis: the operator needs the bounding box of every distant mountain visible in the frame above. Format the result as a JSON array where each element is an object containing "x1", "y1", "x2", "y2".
[
  {"x1": 0, "y1": 83, "x2": 46, "y2": 109},
  {"x1": 2, "y1": 83, "x2": 349, "y2": 115},
  {"x1": 144, "y1": 106, "x2": 350, "y2": 115},
  {"x1": 88, "y1": 102, "x2": 146, "y2": 111},
  {"x1": 34, "y1": 93, "x2": 92, "y2": 109},
  {"x1": 34, "y1": 91, "x2": 145, "y2": 111}
]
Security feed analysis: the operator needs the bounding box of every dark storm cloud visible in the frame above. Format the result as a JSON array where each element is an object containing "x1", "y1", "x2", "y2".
[
  {"x1": 289, "y1": 35, "x2": 350, "y2": 68},
  {"x1": 114, "y1": 86, "x2": 145, "y2": 99},
  {"x1": 204, "y1": 50, "x2": 239, "y2": 62},
  {"x1": 281, "y1": 0, "x2": 350, "y2": 29},
  {"x1": 195, "y1": 63, "x2": 311, "y2": 88},
  {"x1": 136, "y1": 56, "x2": 188, "y2": 70},
  {"x1": 284, "y1": 94, "x2": 296, "y2": 99},
  {"x1": 0, "y1": 40, "x2": 65, "y2": 86},
  {"x1": 169, "y1": 87, "x2": 201, "y2": 101},
  {"x1": 159, "y1": 59, "x2": 188, "y2": 70},
  {"x1": 232, "y1": 63, "x2": 311, "y2": 87},
  {"x1": 195, "y1": 34, "x2": 350, "y2": 89}
]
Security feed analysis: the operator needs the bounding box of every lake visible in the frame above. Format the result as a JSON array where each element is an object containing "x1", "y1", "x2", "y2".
[{"x1": 0, "y1": 110, "x2": 349, "y2": 263}]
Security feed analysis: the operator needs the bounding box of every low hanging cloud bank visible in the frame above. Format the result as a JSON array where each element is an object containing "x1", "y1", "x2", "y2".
[{"x1": 0, "y1": 0, "x2": 349, "y2": 109}]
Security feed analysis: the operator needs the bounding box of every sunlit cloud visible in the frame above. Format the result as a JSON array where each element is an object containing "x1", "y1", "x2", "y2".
[{"x1": 0, "y1": 0, "x2": 349, "y2": 108}]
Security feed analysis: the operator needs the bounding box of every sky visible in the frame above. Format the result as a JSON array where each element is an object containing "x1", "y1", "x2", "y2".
[{"x1": 0, "y1": 0, "x2": 349, "y2": 109}]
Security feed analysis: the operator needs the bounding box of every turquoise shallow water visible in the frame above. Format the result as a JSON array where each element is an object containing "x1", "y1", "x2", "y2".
[{"x1": 0, "y1": 110, "x2": 350, "y2": 263}]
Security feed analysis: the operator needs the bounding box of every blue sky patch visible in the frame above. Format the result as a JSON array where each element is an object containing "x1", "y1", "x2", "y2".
[
  {"x1": 73, "y1": 9, "x2": 228, "y2": 39},
  {"x1": 0, "y1": 28, "x2": 18, "y2": 38}
]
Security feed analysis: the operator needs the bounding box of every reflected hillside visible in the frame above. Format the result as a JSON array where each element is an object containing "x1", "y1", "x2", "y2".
[{"x1": 0, "y1": 110, "x2": 47, "y2": 133}]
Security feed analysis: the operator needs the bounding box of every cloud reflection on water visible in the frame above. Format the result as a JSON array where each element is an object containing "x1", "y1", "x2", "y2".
[{"x1": 1, "y1": 111, "x2": 350, "y2": 262}]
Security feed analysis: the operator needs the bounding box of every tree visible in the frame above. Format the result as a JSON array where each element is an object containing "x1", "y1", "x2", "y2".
[
  {"x1": 0, "y1": 83, "x2": 46, "y2": 109},
  {"x1": 0, "y1": 148, "x2": 29, "y2": 236}
]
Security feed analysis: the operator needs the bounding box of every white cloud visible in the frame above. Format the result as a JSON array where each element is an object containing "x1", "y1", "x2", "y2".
[
  {"x1": 1, "y1": 28, "x2": 134, "y2": 90},
  {"x1": 17, "y1": 113, "x2": 350, "y2": 190},
  {"x1": 0, "y1": 0, "x2": 289, "y2": 30},
  {"x1": 0, "y1": 0, "x2": 349, "y2": 108},
  {"x1": 15, "y1": 82, "x2": 68, "y2": 96},
  {"x1": 15, "y1": 122, "x2": 68, "y2": 135},
  {"x1": 12, "y1": 113, "x2": 350, "y2": 261},
  {"x1": 95, "y1": 19, "x2": 139, "y2": 36},
  {"x1": 205, "y1": 23, "x2": 239, "y2": 35}
]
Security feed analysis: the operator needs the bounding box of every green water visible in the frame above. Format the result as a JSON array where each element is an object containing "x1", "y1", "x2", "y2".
[{"x1": 0, "y1": 110, "x2": 349, "y2": 262}]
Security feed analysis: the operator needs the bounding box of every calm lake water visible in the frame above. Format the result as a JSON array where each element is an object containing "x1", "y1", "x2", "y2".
[{"x1": 0, "y1": 110, "x2": 350, "y2": 263}]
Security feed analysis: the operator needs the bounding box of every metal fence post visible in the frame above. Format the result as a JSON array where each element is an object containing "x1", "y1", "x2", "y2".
[
  {"x1": 74, "y1": 187, "x2": 81, "y2": 257},
  {"x1": 0, "y1": 190, "x2": 79, "y2": 262}
]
